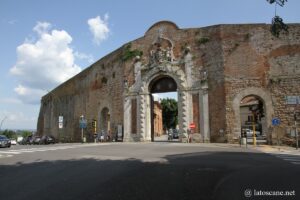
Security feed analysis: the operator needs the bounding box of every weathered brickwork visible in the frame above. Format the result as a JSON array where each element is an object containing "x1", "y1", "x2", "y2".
[{"x1": 37, "y1": 21, "x2": 300, "y2": 144}]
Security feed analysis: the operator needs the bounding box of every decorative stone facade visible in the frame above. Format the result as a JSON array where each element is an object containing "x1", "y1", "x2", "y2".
[{"x1": 37, "y1": 21, "x2": 300, "y2": 144}]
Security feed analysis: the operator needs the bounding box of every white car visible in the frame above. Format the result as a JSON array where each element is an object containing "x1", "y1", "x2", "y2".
[
  {"x1": 10, "y1": 139, "x2": 17, "y2": 145},
  {"x1": 244, "y1": 129, "x2": 260, "y2": 137}
]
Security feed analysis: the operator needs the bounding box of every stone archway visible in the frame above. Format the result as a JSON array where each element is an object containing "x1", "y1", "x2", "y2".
[
  {"x1": 232, "y1": 87, "x2": 274, "y2": 142},
  {"x1": 148, "y1": 75, "x2": 178, "y2": 141},
  {"x1": 123, "y1": 61, "x2": 191, "y2": 142},
  {"x1": 140, "y1": 65, "x2": 189, "y2": 142}
]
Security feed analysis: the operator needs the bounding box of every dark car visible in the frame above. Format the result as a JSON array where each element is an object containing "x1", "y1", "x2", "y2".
[
  {"x1": 0, "y1": 135, "x2": 11, "y2": 148},
  {"x1": 33, "y1": 136, "x2": 41, "y2": 144},
  {"x1": 172, "y1": 129, "x2": 179, "y2": 139},
  {"x1": 39, "y1": 135, "x2": 56, "y2": 144}
]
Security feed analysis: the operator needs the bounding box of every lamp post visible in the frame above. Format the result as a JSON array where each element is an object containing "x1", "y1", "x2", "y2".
[{"x1": 0, "y1": 116, "x2": 8, "y2": 131}]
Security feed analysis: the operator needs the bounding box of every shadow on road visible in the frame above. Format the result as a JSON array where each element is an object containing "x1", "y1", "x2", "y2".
[{"x1": 0, "y1": 151, "x2": 299, "y2": 200}]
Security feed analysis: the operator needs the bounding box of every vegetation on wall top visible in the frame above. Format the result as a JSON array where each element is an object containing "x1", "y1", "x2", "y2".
[
  {"x1": 196, "y1": 37, "x2": 210, "y2": 46},
  {"x1": 122, "y1": 43, "x2": 143, "y2": 62}
]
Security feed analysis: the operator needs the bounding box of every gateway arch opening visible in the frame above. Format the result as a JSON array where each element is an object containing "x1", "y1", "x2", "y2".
[
  {"x1": 240, "y1": 95, "x2": 266, "y2": 144},
  {"x1": 149, "y1": 76, "x2": 178, "y2": 142}
]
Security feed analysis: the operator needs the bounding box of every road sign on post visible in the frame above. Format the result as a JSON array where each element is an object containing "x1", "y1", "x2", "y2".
[
  {"x1": 189, "y1": 122, "x2": 196, "y2": 129},
  {"x1": 79, "y1": 115, "x2": 87, "y2": 143},
  {"x1": 272, "y1": 117, "x2": 281, "y2": 146},
  {"x1": 272, "y1": 118, "x2": 280, "y2": 126},
  {"x1": 58, "y1": 116, "x2": 63, "y2": 129},
  {"x1": 79, "y1": 119, "x2": 87, "y2": 129}
]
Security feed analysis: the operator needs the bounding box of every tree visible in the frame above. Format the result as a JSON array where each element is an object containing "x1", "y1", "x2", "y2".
[
  {"x1": 1, "y1": 129, "x2": 17, "y2": 139},
  {"x1": 160, "y1": 98, "x2": 178, "y2": 129},
  {"x1": 22, "y1": 130, "x2": 32, "y2": 138},
  {"x1": 267, "y1": 0, "x2": 288, "y2": 37}
]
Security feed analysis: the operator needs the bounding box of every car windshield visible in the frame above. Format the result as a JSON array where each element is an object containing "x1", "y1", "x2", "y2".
[{"x1": 0, "y1": 135, "x2": 8, "y2": 139}]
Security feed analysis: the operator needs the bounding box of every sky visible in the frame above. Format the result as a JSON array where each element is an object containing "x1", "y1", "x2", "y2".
[{"x1": 0, "y1": 0, "x2": 299, "y2": 130}]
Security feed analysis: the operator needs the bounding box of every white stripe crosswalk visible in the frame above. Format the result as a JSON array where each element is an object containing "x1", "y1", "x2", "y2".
[
  {"x1": 0, "y1": 143, "x2": 103, "y2": 159},
  {"x1": 257, "y1": 146, "x2": 300, "y2": 165},
  {"x1": 270, "y1": 152, "x2": 300, "y2": 165}
]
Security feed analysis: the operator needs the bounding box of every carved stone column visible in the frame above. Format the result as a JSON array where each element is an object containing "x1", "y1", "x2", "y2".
[
  {"x1": 123, "y1": 96, "x2": 132, "y2": 142},
  {"x1": 137, "y1": 93, "x2": 151, "y2": 142},
  {"x1": 178, "y1": 90, "x2": 190, "y2": 135},
  {"x1": 200, "y1": 88, "x2": 210, "y2": 142}
]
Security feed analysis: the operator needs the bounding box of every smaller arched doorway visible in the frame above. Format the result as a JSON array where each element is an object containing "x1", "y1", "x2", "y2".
[
  {"x1": 100, "y1": 107, "x2": 110, "y2": 134},
  {"x1": 149, "y1": 76, "x2": 178, "y2": 142},
  {"x1": 240, "y1": 95, "x2": 267, "y2": 143}
]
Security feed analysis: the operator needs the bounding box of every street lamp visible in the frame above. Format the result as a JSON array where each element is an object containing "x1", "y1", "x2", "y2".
[{"x1": 0, "y1": 116, "x2": 8, "y2": 131}]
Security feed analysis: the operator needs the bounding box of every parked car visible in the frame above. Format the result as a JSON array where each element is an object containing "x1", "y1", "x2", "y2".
[
  {"x1": 17, "y1": 136, "x2": 23, "y2": 143},
  {"x1": 33, "y1": 136, "x2": 41, "y2": 144},
  {"x1": 19, "y1": 135, "x2": 33, "y2": 145},
  {"x1": 0, "y1": 135, "x2": 11, "y2": 148},
  {"x1": 172, "y1": 129, "x2": 179, "y2": 139},
  {"x1": 39, "y1": 135, "x2": 56, "y2": 144},
  {"x1": 10, "y1": 139, "x2": 17, "y2": 145},
  {"x1": 244, "y1": 129, "x2": 261, "y2": 137}
]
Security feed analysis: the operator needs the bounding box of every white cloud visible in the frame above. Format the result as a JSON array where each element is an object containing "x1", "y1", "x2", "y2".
[
  {"x1": 14, "y1": 85, "x2": 46, "y2": 104},
  {"x1": 10, "y1": 21, "x2": 82, "y2": 104},
  {"x1": 87, "y1": 14, "x2": 110, "y2": 45}
]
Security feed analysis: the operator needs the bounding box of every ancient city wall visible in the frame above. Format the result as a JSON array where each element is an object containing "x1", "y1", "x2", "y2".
[
  {"x1": 222, "y1": 24, "x2": 300, "y2": 143},
  {"x1": 38, "y1": 22, "x2": 300, "y2": 143}
]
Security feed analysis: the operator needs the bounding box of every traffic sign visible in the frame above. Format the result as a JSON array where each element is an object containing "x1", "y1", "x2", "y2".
[
  {"x1": 272, "y1": 118, "x2": 280, "y2": 126},
  {"x1": 189, "y1": 122, "x2": 196, "y2": 129},
  {"x1": 79, "y1": 119, "x2": 87, "y2": 129},
  {"x1": 58, "y1": 116, "x2": 63, "y2": 129},
  {"x1": 58, "y1": 122, "x2": 63, "y2": 129}
]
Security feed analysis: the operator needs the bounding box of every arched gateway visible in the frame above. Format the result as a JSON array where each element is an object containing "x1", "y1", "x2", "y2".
[{"x1": 122, "y1": 30, "x2": 210, "y2": 142}]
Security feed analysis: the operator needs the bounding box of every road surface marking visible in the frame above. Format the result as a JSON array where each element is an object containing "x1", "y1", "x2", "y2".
[
  {"x1": 0, "y1": 143, "x2": 108, "y2": 159},
  {"x1": 270, "y1": 153, "x2": 300, "y2": 165}
]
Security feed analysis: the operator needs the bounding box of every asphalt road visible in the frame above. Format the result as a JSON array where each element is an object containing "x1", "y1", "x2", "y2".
[{"x1": 0, "y1": 142, "x2": 299, "y2": 200}]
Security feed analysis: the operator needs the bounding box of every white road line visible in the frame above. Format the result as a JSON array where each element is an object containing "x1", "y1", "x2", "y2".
[
  {"x1": 291, "y1": 162, "x2": 300, "y2": 165},
  {"x1": 0, "y1": 144, "x2": 105, "y2": 159},
  {"x1": 0, "y1": 151, "x2": 21, "y2": 154},
  {"x1": 284, "y1": 158, "x2": 300, "y2": 162},
  {"x1": 272, "y1": 154, "x2": 300, "y2": 165}
]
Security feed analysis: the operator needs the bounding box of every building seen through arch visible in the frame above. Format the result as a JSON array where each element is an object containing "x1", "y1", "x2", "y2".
[
  {"x1": 240, "y1": 95, "x2": 266, "y2": 143},
  {"x1": 37, "y1": 21, "x2": 300, "y2": 144}
]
